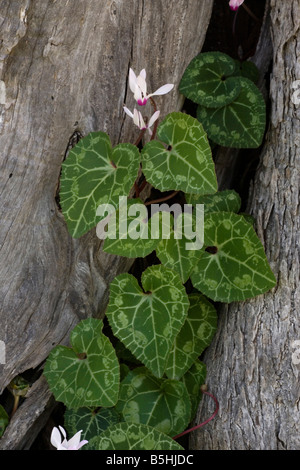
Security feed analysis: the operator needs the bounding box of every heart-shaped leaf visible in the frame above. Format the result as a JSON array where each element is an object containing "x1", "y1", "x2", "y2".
[
  {"x1": 116, "y1": 367, "x2": 191, "y2": 436},
  {"x1": 64, "y1": 407, "x2": 120, "y2": 442},
  {"x1": 115, "y1": 340, "x2": 142, "y2": 366},
  {"x1": 190, "y1": 212, "x2": 277, "y2": 302},
  {"x1": 60, "y1": 131, "x2": 140, "y2": 238},
  {"x1": 181, "y1": 360, "x2": 206, "y2": 419},
  {"x1": 86, "y1": 422, "x2": 184, "y2": 450},
  {"x1": 106, "y1": 265, "x2": 189, "y2": 378},
  {"x1": 197, "y1": 77, "x2": 266, "y2": 148},
  {"x1": 240, "y1": 212, "x2": 255, "y2": 226},
  {"x1": 179, "y1": 51, "x2": 242, "y2": 108},
  {"x1": 102, "y1": 198, "x2": 160, "y2": 258},
  {"x1": 234, "y1": 59, "x2": 259, "y2": 84},
  {"x1": 141, "y1": 112, "x2": 218, "y2": 195},
  {"x1": 165, "y1": 293, "x2": 217, "y2": 380},
  {"x1": 155, "y1": 213, "x2": 202, "y2": 283},
  {"x1": 120, "y1": 363, "x2": 130, "y2": 381},
  {"x1": 44, "y1": 318, "x2": 120, "y2": 408},
  {"x1": 185, "y1": 189, "x2": 241, "y2": 214}
]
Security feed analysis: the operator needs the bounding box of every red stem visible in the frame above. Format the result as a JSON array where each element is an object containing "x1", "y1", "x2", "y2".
[
  {"x1": 144, "y1": 191, "x2": 179, "y2": 206},
  {"x1": 242, "y1": 3, "x2": 260, "y2": 23},
  {"x1": 138, "y1": 179, "x2": 147, "y2": 194},
  {"x1": 149, "y1": 97, "x2": 159, "y2": 141},
  {"x1": 172, "y1": 389, "x2": 219, "y2": 440},
  {"x1": 134, "y1": 182, "x2": 140, "y2": 198},
  {"x1": 134, "y1": 129, "x2": 146, "y2": 147}
]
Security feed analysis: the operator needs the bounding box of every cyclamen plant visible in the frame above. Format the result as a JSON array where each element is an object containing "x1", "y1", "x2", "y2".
[
  {"x1": 128, "y1": 68, "x2": 174, "y2": 106},
  {"x1": 123, "y1": 107, "x2": 160, "y2": 136},
  {"x1": 43, "y1": 51, "x2": 276, "y2": 451},
  {"x1": 51, "y1": 426, "x2": 88, "y2": 451},
  {"x1": 229, "y1": 0, "x2": 244, "y2": 11}
]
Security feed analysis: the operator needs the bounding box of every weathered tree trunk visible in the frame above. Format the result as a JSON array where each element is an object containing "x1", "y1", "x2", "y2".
[
  {"x1": 0, "y1": 0, "x2": 214, "y2": 449},
  {"x1": 192, "y1": 0, "x2": 300, "y2": 450}
]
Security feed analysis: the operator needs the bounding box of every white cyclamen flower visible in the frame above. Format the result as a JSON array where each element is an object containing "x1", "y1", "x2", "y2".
[
  {"x1": 124, "y1": 106, "x2": 160, "y2": 136},
  {"x1": 50, "y1": 426, "x2": 88, "y2": 450},
  {"x1": 229, "y1": 0, "x2": 244, "y2": 10},
  {"x1": 129, "y1": 68, "x2": 174, "y2": 106}
]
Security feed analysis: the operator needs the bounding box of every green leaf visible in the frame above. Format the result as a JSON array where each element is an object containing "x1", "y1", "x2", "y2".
[
  {"x1": 141, "y1": 112, "x2": 218, "y2": 195},
  {"x1": 190, "y1": 212, "x2": 277, "y2": 302},
  {"x1": 60, "y1": 132, "x2": 140, "y2": 238},
  {"x1": 44, "y1": 318, "x2": 120, "y2": 408},
  {"x1": 181, "y1": 360, "x2": 206, "y2": 419},
  {"x1": 234, "y1": 60, "x2": 259, "y2": 84},
  {"x1": 165, "y1": 294, "x2": 217, "y2": 380},
  {"x1": 155, "y1": 213, "x2": 202, "y2": 283},
  {"x1": 120, "y1": 363, "x2": 130, "y2": 381},
  {"x1": 185, "y1": 189, "x2": 241, "y2": 214},
  {"x1": 179, "y1": 51, "x2": 242, "y2": 108},
  {"x1": 64, "y1": 407, "x2": 120, "y2": 442},
  {"x1": 197, "y1": 77, "x2": 266, "y2": 148},
  {"x1": 106, "y1": 265, "x2": 189, "y2": 378},
  {"x1": 0, "y1": 405, "x2": 9, "y2": 438},
  {"x1": 115, "y1": 340, "x2": 142, "y2": 366},
  {"x1": 86, "y1": 422, "x2": 184, "y2": 450},
  {"x1": 102, "y1": 198, "x2": 160, "y2": 258},
  {"x1": 240, "y1": 212, "x2": 256, "y2": 226},
  {"x1": 116, "y1": 367, "x2": 191, "y2": 436}
]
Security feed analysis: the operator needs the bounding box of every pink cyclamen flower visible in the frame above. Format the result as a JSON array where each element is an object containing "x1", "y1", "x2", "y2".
[
  {"x1": 229, "y1": 0, "x2": 244, "y2": 10},
  {"x1": 129, "y1": 68, "x2": 174, "y2": 106},
  {"x1": 50, "y1": 426, "x2": 88, "y2": 450},
  {"x1": 123, "y1": 106, "x2": 160, "y2": 136}
]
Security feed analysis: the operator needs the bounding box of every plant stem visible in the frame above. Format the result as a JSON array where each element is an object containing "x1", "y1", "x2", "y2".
[
  {"x1": 144, "y1": 191, "x2": 179, "y2": 206},
  {"x1": 134, "y1": 129, "x2": 146, "y2": 147},
  {"x1": 134, "y1": 181, "x2": 140, "y2": 198},
  {"x1": 137, "y1": 179, "x2": 147, "y2": 194},
  {"x1": 172, "y1": 388, "x2": 219, "y2": 440},
  {"x1": 11, "y1": 395, "x2": 20, "y2": 418},
  {"x1": 149, "y1": 97, "x2": 159, "y2": 141},
  {"x1": 242, "y1": 3, "x2": 260, "y2": 23}
]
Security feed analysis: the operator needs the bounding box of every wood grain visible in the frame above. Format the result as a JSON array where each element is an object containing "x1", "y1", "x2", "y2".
[
  {"x1": 0, "y1": 0, "x2": 213, "y2": 448},
  {"x1": 192, "y1": 0, "x2": 300, "y2": 450}
]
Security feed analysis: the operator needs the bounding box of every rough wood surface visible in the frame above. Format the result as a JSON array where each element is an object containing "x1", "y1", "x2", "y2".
[
  {"x1": 214, "y1": 1, "x2": 273, "y2": 191},
  {"x1": 0, "y1": 0, "x2": 214, "y2": 449},
  {"x1": 0, "y1": 374, "x2": 55, "y2": 450},
  {"x1": 192, "y1": 0, "x2": 300, "y2": 450}
]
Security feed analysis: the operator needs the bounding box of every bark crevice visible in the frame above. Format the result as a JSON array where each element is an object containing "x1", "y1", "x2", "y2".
[
  {"x1": 0, "y1": 0, "x2": 214, "y2": 449},
  {"x1": 192, "y1": 0, "x2": 300, "y2": 450}
]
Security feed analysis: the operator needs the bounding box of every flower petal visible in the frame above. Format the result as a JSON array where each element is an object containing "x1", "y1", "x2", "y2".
[
  {"x1": 137, "y1": 75, "x2": 147, "y2": 96},
  {"x1": 133, "y1": 108, "x2": 140, "y2": 127},
  {"x1": 66, "y1": 430, "x2": 83, "y2": 449},
  {"x1": 137, "y1": 111, "x2": 146, "y2": 129},
  {"x1": 229, "y1": 0, "x2": 244, "y2": 10},
  {"x1": 58, "y1": 425, "x2": 67, "y2": 439},
  {"x1": 149, "y1": 83, "x2": 174, "y2": 97},
  {"x1": 50, "y1": 427, "x2": 62, "y2": 448},
  {"x1": 77, "y1": 440, "x2": 89, "y2": 450},
  {"x1": 139, "y1": 69, "x2": 146, "y2": 80},
  {"x1": 148, "y1": 110, "x2": 160, "y2": 129},
  {"x1": 129, "y1": 68, "x2": 137, "y2": 94},
  {"x1": 123, "y1": 106, "x2": 134, "y2": 119},
  {"x1": 134, "y1": 86, "x2": 143, "y2": 103}
]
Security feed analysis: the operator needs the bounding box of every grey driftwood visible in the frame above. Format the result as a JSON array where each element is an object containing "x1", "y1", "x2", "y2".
[
  {"x1": 0, "y1": 0, "x2": 213, "y2": 449},
  {"x1": 192, "y1": 0, "x2": 300, "y2": 450}
]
